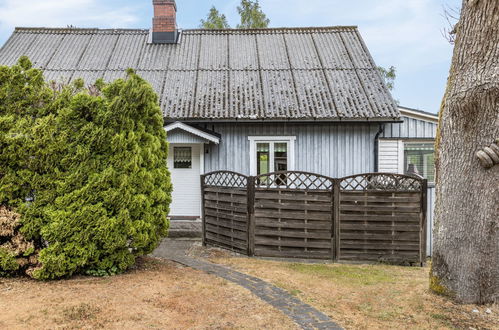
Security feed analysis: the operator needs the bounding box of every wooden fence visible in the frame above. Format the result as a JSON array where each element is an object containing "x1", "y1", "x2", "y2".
[{"x1": 201, "y1": 171, "x2": 427, "y2": 264}]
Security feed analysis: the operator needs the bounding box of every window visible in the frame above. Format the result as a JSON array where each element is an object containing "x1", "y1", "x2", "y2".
[
  {"x1": 256, "y1": 142, "x2": 288, "y2": 175},
  {"x1": 249, "y1": 137, "x2": 296, "y2": 176},
  {"x1": 404, "y1": 142, "x2": 435, "y2": 182},
  {"x1": 174, "y1": 147, "x2": 192, "y2": 169}
]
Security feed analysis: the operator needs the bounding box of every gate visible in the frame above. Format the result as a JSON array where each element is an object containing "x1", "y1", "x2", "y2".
[
  {"x1": 201, "y1": 171, "x2": 427, "y2": 264},
  {"x1": 201, "y1": 171, "x2": 249, "y2": 254}
]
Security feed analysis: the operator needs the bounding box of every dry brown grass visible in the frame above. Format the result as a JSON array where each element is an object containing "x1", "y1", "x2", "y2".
[
  {"x1": 211, "y1": 256, "x2": 498, "y2": 330},
  {"x1": 0, "y1": 257, "x2": 297, "y2": 330}
]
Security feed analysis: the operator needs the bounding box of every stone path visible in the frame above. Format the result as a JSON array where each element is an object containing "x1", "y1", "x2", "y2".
[{"x1": 153, "y1": 239, "x2": 343, "y2": 330}]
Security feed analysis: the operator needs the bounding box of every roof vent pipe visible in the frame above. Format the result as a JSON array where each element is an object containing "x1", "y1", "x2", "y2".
[{"x1": 152, "y1": 0, "x2": 178, "y2": 44}]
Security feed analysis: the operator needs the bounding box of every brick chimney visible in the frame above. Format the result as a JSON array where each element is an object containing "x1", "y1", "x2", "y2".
[{"x1": 152, "y1": 0, "x2": 178, "y2": 44}]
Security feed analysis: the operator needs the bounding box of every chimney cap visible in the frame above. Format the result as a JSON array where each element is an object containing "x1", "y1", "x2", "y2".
[{"x1": 153, "y1": 0, "x2": 176, "y2": 10}]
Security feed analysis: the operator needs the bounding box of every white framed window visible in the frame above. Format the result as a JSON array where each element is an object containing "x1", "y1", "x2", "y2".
[
  {"x1": 248, "y1": 136, "x2": 296, "y2": 176},
  {"x1": 403, "y1": 142, "x2": 435, "y2": 183},
  {"x1": 173, "y1": 146, "x2": 192, "y2": 169}
]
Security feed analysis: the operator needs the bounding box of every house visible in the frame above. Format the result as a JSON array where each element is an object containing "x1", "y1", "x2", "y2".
[
  {"x1": 0, "y1": 0, "x2": 438, "y2": 253},
  {"x1": 379, "y1": 106, "x2": 438, "y2": 255}
]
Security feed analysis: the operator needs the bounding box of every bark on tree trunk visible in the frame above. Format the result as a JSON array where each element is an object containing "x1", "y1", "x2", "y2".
[{"x1": 431, "y1": 0, "x2": 499, "y2": 304}]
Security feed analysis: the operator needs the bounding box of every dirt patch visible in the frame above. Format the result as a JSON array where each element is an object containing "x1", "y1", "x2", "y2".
[
  {"x1": 0, "y1": 257, "x2": 297, "y2": 329},
  {"x1": 211, "y1": 257, "x2": 498, "y2": 330}
]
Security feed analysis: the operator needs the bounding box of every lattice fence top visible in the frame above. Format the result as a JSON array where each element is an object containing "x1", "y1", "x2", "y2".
[
  {"x1": 255, "y1": 171, "x2": 334, "y2": 190},
  {"x1": 340, "y1": 173, "x2": 422, "y2": 192},
  {"x1": 203, "y1": 171, "x2": 248, "y2": 188}
]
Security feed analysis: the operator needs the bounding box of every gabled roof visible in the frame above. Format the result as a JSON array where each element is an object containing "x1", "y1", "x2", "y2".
[
  {"x1": 399, "y1": 106, "x2": 438, "y2": 123},
  {"x1": 165, "y1": 122, "x2": 220, "y2": 144},
  {"x1": 0, "y1": 26, "x2": 400, "y2": 122}
]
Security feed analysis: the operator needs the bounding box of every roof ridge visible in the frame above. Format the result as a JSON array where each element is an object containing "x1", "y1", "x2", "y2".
[
  {"x1": 14, "y1": 26, "x2": 358, "y2": 34},
  {"x1": 14, "y1": 27, "x2": 149, "y2": 33},
  {"x1": 184, "y1": 26, "x2": 358, "y2": 32}
]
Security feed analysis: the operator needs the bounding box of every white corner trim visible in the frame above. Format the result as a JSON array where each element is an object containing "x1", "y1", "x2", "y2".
[
  {"x1": 397, "y1": 140, "x2": 405, "y2": 174},
  {"x1": 165, "y1": 122, "x2": 220, "y2": 144},
  {"x1": 248, "y1": 136, "x2": 296, "y2": 176}
]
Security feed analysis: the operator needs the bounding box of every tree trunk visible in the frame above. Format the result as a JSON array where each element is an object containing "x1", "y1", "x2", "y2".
[{"x1": 431, "y1": 0, "x2": 499, "y2": 304}]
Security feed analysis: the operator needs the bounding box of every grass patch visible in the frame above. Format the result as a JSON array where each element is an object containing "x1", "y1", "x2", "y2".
[
  {"x1": 61, "y1": 303, "x2": 101, "y2": 321},
  {"x1": 285, "y1": 263, "x2": 395, "y2": 285},
  {"x1": 0, "y1": 257, "x2": 297, "y2": 329},
  {"x1": 211, "y1": 257, "x2": 499, "y2": 330}
]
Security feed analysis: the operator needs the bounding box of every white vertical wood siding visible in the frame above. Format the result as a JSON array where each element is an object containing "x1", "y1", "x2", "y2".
[
  {"x1": 378, "y1": 140, "x2": 401, "y2": 173},
  {"x1": 382, "y1": 116, "x2": 437, "y2": 139},
  {"x1": 203, "y1": 122, "x2": 380, "y2": 178},
  {"x1": 167, "y1": 128, "x2": 209, "y2": 144}
]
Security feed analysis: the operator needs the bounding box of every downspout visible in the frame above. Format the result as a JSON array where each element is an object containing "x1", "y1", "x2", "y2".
[{"x1": 373, "y1": 123, "x2": 385, "y2": 172}]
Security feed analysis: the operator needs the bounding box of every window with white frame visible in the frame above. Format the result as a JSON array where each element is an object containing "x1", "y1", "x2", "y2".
[
  {"x1": 403, "y1": 142, "x2": 435, "y2": 182},
  {"x1": 173, "y1": 147, "x2": 192, "y2": 169},
  {"x1": 248, "y1": 137, "x2": 296, "y2": 176}
]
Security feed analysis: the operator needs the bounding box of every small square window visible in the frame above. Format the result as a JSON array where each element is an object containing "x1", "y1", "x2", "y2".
[{"x1": 174, "y1": 147, "x2": 192, "y2": 169}]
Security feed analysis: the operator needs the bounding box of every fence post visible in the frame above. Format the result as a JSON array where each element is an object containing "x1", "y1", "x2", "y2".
[
  {"x1": 200, "y1": 174, "x2": 207, "y2": 246},
  {"x1": 420, "y1": 179, "x2": 428, "y2": 266},
  {"x1": 332, "y1": 179, "x2": 340, "y2": 261},
  {"x1": 247, "y1": 176, "x2": 255, "y2": 256}
]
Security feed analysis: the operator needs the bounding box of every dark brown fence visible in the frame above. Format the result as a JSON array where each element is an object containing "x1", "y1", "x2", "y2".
[
  {"x1": 201, "y1": 171, "x2": 427, "y2": 264},
  {"x1": 201, "y1": 171, "x2": 249, "y2": 253},
  {"x1": 253, "y1": 172, "x2": 335, "y2": 259},
  {"x1": 338, "y1": 174, "x2": 427, "y2": 263}
]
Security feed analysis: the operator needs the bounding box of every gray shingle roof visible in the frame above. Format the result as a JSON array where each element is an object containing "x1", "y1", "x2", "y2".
[{"x1": 0, "y1": 26, "x2": 400, "y2": 121}]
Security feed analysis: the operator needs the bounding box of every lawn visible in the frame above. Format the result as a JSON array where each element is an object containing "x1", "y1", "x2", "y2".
[
  {"x1": 208, "y1": 255, "x2": 498, "y2": 330},
  {"x1": 0, "y1": 257, "x2": 297, "y2": 329}
]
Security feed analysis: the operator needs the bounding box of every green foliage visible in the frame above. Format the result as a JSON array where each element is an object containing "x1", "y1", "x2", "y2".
[
  {"x1": 237, "y1": 0, "x2": 270, "y2": 29},
  {"x1": 200, "y1": 6, "x2": 231, "y2": 29},
  {"x1": 378, "y1": 66, "x2": 397, "y2": 91},
  {"x1": 85, "y1": 266, "x2": 119, "y2": 277},
  {"x1": 0, "y1": 57, "x2": 172, "y2": 280},
  {"x1": 0, "y1": 56, "x2": 53, "y2": 207},
  {"x1": 200, "y1": 1, "x2": 270, "y2": 30},
  {"x1": 0, "y1": 248, "x2": 19, "y2": 276}
]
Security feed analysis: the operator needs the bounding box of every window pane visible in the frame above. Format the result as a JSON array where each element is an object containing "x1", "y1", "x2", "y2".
[
  {"x1": 174, "y1": 147, "x2": 192, "y2": 169},
  {"x1": 274, "y1": 143, "x2": 288, "y2": 185},
  {"x1": 257, "y1": 143, "x2": 270, "y2": 175},
  {"x1": 404, "y1": 143, "x2": 435, "y2": 182},
  {"x1": 274, "y1": 142, "x2": 288, "y2": 171}
]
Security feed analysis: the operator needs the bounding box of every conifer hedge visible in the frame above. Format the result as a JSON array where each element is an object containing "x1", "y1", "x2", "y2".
[{"x1": 0, "y1": 58, "x2": 172, "y2": 279}]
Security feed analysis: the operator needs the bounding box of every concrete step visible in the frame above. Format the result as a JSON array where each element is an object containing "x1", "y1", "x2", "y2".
[{"x1": 169, "y1": 219, "x2": 202, "y2": 238}]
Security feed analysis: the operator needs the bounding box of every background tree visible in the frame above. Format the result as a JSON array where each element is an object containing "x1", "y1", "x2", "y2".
[
  {"x1": 431, "y1": 0, "x2": 498, "y2": 304},
  {"x1": 237, "y1": 0, "x2": 270, "y2": 29},
  {"x1": 200, "y1": 6, "x2": 230, "y2": 29},
  {"x1": 378, "y1": 66, "x2": 396, "y2": 91}
]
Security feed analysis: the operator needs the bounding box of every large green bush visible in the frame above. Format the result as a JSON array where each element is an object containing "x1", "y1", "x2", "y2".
[{"x1": 0, "y1": 58, "x2": 171, "y2": 279}]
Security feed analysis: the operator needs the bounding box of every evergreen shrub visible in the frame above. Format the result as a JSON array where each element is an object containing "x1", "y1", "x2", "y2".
[{"x1": 0, "y1": 58, "x2": 172, "y2": 279}]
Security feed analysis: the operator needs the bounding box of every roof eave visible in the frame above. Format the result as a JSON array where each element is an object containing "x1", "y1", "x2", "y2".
[{"x1": 164, "y1": 117, "x2": 403, "y2": 124}]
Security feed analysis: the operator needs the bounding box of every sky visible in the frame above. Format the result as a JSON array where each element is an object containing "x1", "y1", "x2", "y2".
[{"x1": 0, "y1": 0, "x2": 462, "y2": 113}]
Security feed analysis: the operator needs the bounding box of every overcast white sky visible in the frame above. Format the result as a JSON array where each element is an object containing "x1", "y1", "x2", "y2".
[{"x1": 0, "y1": 0, "x2": 462, "y2": 113}]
